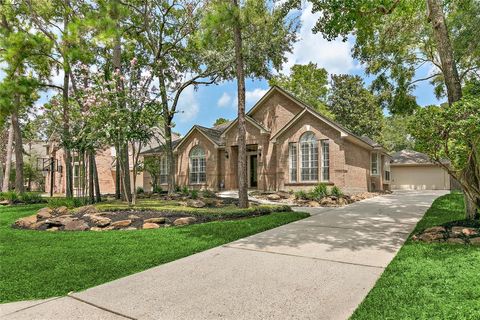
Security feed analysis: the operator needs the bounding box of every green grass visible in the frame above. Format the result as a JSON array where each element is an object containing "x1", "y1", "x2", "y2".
[
  {"x1": 351, "y1": 193, "x2": 480, "y2": 320},
  {"x1": 0, "y1": 204, "x2": 308, "y2": 303}
]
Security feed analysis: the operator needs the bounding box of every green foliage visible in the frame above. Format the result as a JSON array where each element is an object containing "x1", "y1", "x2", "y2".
[
  {"x1": 213, "y1": 118, "x2": 230, "y2": 127},
  {"x1": 0, "y1": 204, "x2": 307, "y2": 303},
  {"x1": 310, "y1": 183, "x2": 329, "y2": 200},
  {"x1": 47, "y1": 197, "x2": 89, "y2": 209},
  {"x1": 328, "y1": 74, "x2": 384, "y2": 140},
  {"x1": 0, "y1": 191, "x2": 45, "y2": 204},
  {"x1": 294, "y1": 190, "x2": 307, "y2": 200},
  {"x1": 152, "y1": 185, "x2": 163, "y2": 194},
  {"x1": 201, "y1": 189, "x2": 216, "y2": 198},
  {"x1": 269, "y1": 63, "x2": 332, "y2": 118},
  {"x1": 189, "y1": 189, "x2": 198, "y2": 199},
  {"x1": 181, "y1": 186, "x2": 189, "y2": 196},
  {"x1": 0, "y1": 191, "x2": 18, "y2": 203},
  {"x1": 381, "y1": 114, "x2": 415, "y2": 152},
  {"x1": 136, "y1": 187, "x2": 144, "y2": 194},
  {"x1": 330, "y1": 186, "x2": 343, "y2": 198}
]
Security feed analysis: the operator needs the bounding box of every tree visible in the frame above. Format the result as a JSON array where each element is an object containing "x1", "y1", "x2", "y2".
[
  {"x1": 213, "y1": 117, "x2": 230, "y2": 127},
  {"x1": 381, "y1": 114, "x2": 415, "y2": 152},
  {"x1": 143, "y1": 156, "x2": 162, "y2": 192},
  {"x1": 306, "y1": 0, "x2": 480, "y2": 218},
  {"x1": 328, "y1": 74, "x2": 383, "y2": 141},
  {"x1": 269, "y1": 63, "x2": 332, "y2": 118},
  {"x1": 199, "y1": 0, "x2": 298, "y2": 207}
]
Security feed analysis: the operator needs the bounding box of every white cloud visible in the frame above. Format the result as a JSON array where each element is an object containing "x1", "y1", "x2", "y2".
[
  {"x1": 230, "y1": 88, "x2": 268, "y2": 109},
  {"x1": 177, "y1": 86, "x2": 200, "y2": 123},
  {"x1": 282, "y1": 4, "x2": 358, "y2": 76},
  {"x1": 217, "y1": 92, "x2": 232, "y2": 108}
]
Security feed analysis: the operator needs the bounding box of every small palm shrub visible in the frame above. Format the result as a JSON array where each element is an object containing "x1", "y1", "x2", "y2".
[
  {"x1": 331, "y1": 186, "x2": 343, "y2": 197},
  {"x1": 136, "y1": 186, "x2": 144, "y2": 194},
  {"x1": 152, "y1": 185, "x2": 163, "y2": 194},
  {"x1": 47, "y1": 197, "x2": 89, "y2": 208},
  {"x1": 201, "y1": 189, "x2": 216, "y2": 198},
  {"x1": 19, "y1": 192, "x2": 45, "y2": 204},
  {"x1": 311, "y1": 183, "x2": 329, "y2": 200},
  {"x1": 190, "y1": 189, "x2": 199, "y2": 199},
  {"x1": 294, "y1": 190, "x2": 308, "y2": 200},
  {"x1": 0, "y1": 191, "x2": 18, "y2": 203}
]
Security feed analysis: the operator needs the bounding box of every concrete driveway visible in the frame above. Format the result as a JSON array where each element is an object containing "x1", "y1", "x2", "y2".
[{"x1": 2, "y1": 190, "x2": 447, "y2": 320}]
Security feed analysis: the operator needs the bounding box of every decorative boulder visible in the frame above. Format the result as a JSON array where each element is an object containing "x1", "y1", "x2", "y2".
[
  {"x1": 37, "y1": 208, "x2": 53, "y2": 220},
  {"x1": 423, "y1": 226, "x2": 446, "y2": 234},
  {"x1": 469, "y1": 237, "x2": 480, "y2": 245},
  {"x1": 0, "y1": 200, "x2": 10, "y2": 205},
  {"x1": 267, "y1": 194, "x2": 281, "y2": 201},
  {"x1": 128, "y1": 214, "x2": 140, "y2": 220},
  {"x1": 447, "y1": 238, "x2": 465, "y2": 244},
  {"x1": 55, "y1": 206, "x2": 69, "y2": 216},
  {"x1": 14, "y1": 215, "x2": 38, "y2": 229},
  {"x1": 461, "y1": 228, "x2": 478, "y2": 237},
  {"x1": 337, "y1": 198, "x2": 348, "y2": 206},
  {"x1": 320, "y1": 197, "x2": 336, "y2": 206},
  {"x1": 76, "y1": 205, "x2": 98, "y2": 216},
  {"x1": 173, "y1": 217, "x2": 197, "y2": 226},
  {"x1": 64, "y1": 220, "x2": 89, "y2": 231},
  {"x1": 143, "y1": 223, "x2": 160, "y2": 229},
  {"x1": 89, "y1": 215, "x2": 112, "y2": 227},
  {"x1": 307, "y1": 201, "x2": 320, "y2": 207},
  {"x1": 187, "y1": 199, "x2": 206, "y2": 208},
  {"x1": 46, "y1": 215, "x2": 75, "y2": 227},
  {"x1": 111, "y1": 220, "x2": 132, "y2": 228},
  {"x1": 144, "y1": 217, "x2": 166, "y2": 224}
]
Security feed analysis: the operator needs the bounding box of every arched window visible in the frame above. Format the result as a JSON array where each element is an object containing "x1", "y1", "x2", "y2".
[
  {"x1": 189, "y1": 146, "x2": 206, "y2": 184},
  {"x1": 300, "y1": 132, "x2": 318, "y2": 181}
]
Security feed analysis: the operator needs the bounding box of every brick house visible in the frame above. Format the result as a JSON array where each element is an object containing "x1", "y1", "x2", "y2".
[{"x1": 142, "y1": 86, "x2": 391, "y2": 193}]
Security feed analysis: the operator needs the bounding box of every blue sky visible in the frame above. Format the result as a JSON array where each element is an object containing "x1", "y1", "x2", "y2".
[{"x1": 1, "y1": 4, "x2": 444, "y2": 136}]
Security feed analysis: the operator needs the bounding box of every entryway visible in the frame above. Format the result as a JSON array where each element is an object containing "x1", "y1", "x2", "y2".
[{"x1": 248, "y1": 153, "x2": 258, "y2": 188}]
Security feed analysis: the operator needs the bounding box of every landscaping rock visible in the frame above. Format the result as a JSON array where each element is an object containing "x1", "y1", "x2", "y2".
[
  {"x1": 0, "y1": 200, "x2": 9, "y2": 205},
  {"x1": 416, "y1": 232, "x2": 445, "y2": 242},
  {"x1": 320, "y1": 197, "x2": 335, "y2": 206},
  {"x1": 447, "y1": 238, "x2": 465, "y2": 244},
  {"x1": 461, "y1": 228, "x2": 478, "y2": 237},
  {"x1": 144, "y1": 217, "x2": 166, "y2": 224},
  {"x1": 46, "y1": 215, "x2": 74, "y2": 227},
  {"x1": 76, "y1": 205, "x2": 98, "y2": 216},
  {"x1": 128, "y1": 214, "x2": 140, "y2": 220},
  {"x1": 90, "y1": 227, "x2": 104, "y2": 232},
  {"x1": 14, "y1": 215, "x2": 38, "y2": 229},
  {"x1": 469, "y1": 237, "x2": 480, "y2": 245},
  {"x1": 173, "y1": 217, "x2": 197, "y2": 226},
  {"x1": 55, "y1": 206, "x2": 69, "y2": 216},
  {"x1": 89, "y1": 215, "x2": 112, "y2": 227},
  {"x1": 36, "y1": 208, "x2": 53, "y2": 220},
  {"x1": 46, "y1": 227, "x2": 59, "y2": 232},
  {"x1": 64, "y1": 220, "x2": 89, "y2": 231},
  {"x1": 307, "y1": 201, "x2": 320, "y2": 207},
  {"x1": 187, "y1": 199, "x2": 206, "y2": 208},
  {"x1": 267, "y1": 194, "x2": 281, "y2": 201},
  {"x1": 111, "y1": 220, "x2": 132, "y2": 228},
  {"x1": 423, "y1": 226, "x2": 446, "y2": 234},
  {"x1": 337, "y1": 198, "x2": 348, "y2": 206},
  {"x1": 450, "y1": 226, "x2": 465, "y2": 237},
  {"x1": 143, "y1": 223, "x2": 160, "y2": 229}
]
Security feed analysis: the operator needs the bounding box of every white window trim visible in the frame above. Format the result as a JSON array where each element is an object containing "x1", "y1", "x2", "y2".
[
  {"x1": 189, "y1": 146, "x2": 206, "y2": 185},
  {"x1": 321, "y1": 140, "x2": 330, "y2": 182},
  {"x1": 371, "y1": 153, "x2": 380, "y2": 176},
  {"x1": 289, "y1": 143, "x2": 297, "y2": 183},
  {"x1": 300, "y1": 132, "x2": 319, "y2": 182}
]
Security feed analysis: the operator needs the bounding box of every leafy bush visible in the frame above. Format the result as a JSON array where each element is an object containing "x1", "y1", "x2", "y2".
[
  {"x1": 331, "y1": 186, "x2": 343, "y2": 197},
  {"x1": 174, "y1": 185, "x2": 181, "y2": 192},
  {"x1": 152, "y1": 185, "x2": 163, "y2": 194},
  {"x1": 19, "y1": 192, "x2": 45, "y2": 204},
  {"x1": 190, "y1": 189, "x2": 199, "y2": 199},
  {"x1": 136, "y1": 187, "x2": 144, "y2": 194},
  {"x1": 47, "y1": 197, "x2": 89, "y2": 209},
  {"x1": 294, "y1": 190, "x2": 308, "y2": 200},
  {"x1": 311, "y1": 183, "x2": 329, "y2": 200},
  {"x1": 201, "y1": 189, "x2": 216, "y2": 198},
  {"x1": 0, "y1": 191, "x2": 18, "y2": 203},
  {"x1": 181, "y1": 186, "x2": 189, "y2": 196}
]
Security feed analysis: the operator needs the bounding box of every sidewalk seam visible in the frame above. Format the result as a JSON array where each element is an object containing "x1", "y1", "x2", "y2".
[
  {"x1": 222, "y1": 245, "x2": 386, "y2": 270},
  {"x1": 2, "y1": 297, "x2": 62, "y2": 317},
  {"x1": 67, "y1": 295, "x2": 137, "y2": 320}
]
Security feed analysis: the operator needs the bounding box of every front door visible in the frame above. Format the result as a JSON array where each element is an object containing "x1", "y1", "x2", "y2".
[{"x1": 249, "y1": 155, "x2": 258, "y2": 188}]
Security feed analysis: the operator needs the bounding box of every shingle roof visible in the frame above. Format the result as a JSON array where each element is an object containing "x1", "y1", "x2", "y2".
[
  {"x1": 195, "y1": 125, "x2": 225, "y2": 146},
  {"x1": 391, "y1": 149, "x2": 434, "y2": 165},
  {"x1": 140, "y1": 138, "x2": 183, "y2": 155}
]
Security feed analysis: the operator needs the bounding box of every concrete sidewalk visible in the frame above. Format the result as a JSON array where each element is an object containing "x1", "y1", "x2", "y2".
[{"x1": 2, "y1": 191, "x2": 447, "y2": 320}]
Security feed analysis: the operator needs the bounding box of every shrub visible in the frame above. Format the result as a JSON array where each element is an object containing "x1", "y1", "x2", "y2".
[
  {"x1": 19, "y1": 192, "x2": 45, "y2": 204},
  {"x1": 201, "y1": 189, "x2": 216, "y2": 198},
  {"x1": 190, "y1": 189, "x2": 198, "y2": 199},
  {"x1": 331, "y1": 186, "x2": 343, "y2": 197},
  {"x1": 136, "y1": 187, "x2": 144, "y2": 194},
  {"x1": 0, "y1": 191, "x2": 18, "y2": 203},
  {"x1": 174, "y1": 185, "x2": 181, "y2": 192},
  {"x1": 152, "y1": 185, "x2": 163, "y2": 194},
  {"x1": 181, "y1": 186, "x2": 189, "y2": 196},
  {"x1": 294, "y1": 190, "x2": 307, "y2": 200},
  {"x1": 311, "y1": 183, "x2": 329, "y2": 200},
  {"x1": 47, "y1": 197, "x2": 89, "y2": 209}
]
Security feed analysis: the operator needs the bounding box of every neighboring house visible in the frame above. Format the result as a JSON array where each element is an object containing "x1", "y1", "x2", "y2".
[
  {"x1": 390, "y1": 149, "x2": 453, "y2": 190},
  {"x1": 43, "y1": 130, "x2": 178, "y2": 196},
  {"x1": 142, "y1": 86, "x2": 391, "y2": 193}
]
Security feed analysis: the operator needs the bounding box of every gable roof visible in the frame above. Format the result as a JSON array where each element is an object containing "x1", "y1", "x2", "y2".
[
  {"x1": 140, "y1": 138, "x2": 183, "y2": 155},
  {"x1": 390, "y1": 149, "x2": 449, "y2": 165},
  {"x1": 221, "y1": 115, "x2": 270, "y2": 137}
]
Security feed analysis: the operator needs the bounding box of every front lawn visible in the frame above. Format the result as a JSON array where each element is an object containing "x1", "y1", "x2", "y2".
[
  {"x1": 351, "y1": 193, "x2": 480, "y2": 320},
  {"x1": 0, "y1": 204, "x2": 308, "y2": 303}
]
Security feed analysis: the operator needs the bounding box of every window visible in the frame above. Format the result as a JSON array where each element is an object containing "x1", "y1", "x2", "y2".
[
  {"x1": 321, "y1": 140, "x2": 330, "y2": 181},
  {"x1": 159, "y1": 156, "x2": 168, "y2": 184},
  {"x1": 384, "y1": 158, "x2": 391, "y2": 181},
  {"x1": 300, "y1": 132, "x2": 318, "y2": 181},
  {"x1": 189, "y1": 146, "x2": 206, "y2": 184},
  {"x1": 371, "y1": 153, "x2": 379, "y2": 175},
  {"x1": 289, "y1": 143, "x2": 297, "y2": 182}
]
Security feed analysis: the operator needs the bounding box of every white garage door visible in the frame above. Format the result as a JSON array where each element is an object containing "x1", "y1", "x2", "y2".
[{"x1": 391, "y1": 165, "x2": 450, "y2": 190}]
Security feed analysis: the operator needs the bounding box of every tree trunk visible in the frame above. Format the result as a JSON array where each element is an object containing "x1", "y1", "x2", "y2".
[
  {"x1": 231, "y1": 0, "x2": 249, "y2": 208},
  {"x1": 88, "y1": 150, "x2": 95, "y2": 203},
  {"x1": 164, "y1": 121, "x2": 176, "y2": 195},
  {"x1": 122, "y1": 144, "x2": 132, "y2": 203},
  {"x1": 115, "y1": 144, "x2": 121, "y2": 199},
  {"x1": 2, "y1": 121, "x2": 14, "y2": 192},
  {"x1": 92, "y1": 152, "x2": 101, "y2": 202},
  {"x1": 426, "y1": 0, "x2": 462, "y2": 104},
  {"x1": 465, "y1": 194, "x2": 479, "y2": 220},
  {"x1": 11, "y1": 104, "x2": 24, "y2": 193}
]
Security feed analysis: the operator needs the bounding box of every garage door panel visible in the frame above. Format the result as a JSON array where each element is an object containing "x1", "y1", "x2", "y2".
[{"x1": 391, "y1": 166, "x2": 450, "y2": 190}]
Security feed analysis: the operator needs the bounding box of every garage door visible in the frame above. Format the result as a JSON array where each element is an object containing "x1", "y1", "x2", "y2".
[{"x1": 391, "y1": 165, "x2": 450, "y2": 190}]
